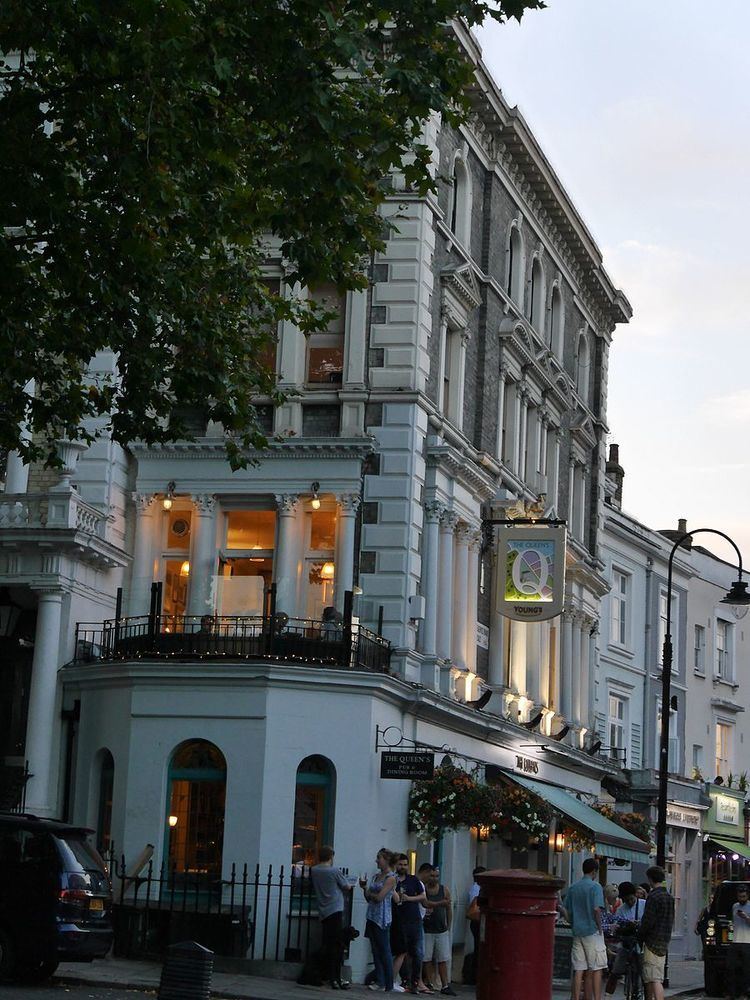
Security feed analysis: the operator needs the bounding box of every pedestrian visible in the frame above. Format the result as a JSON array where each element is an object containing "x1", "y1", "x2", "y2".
[
  {"x1": 729, "y1": 884, "x2": 750, "y2": 999},
  {"x1": 309, "y1": 845, "x2": 352, "y2": 990},
  {"x1": 421, "y1": 863, "x2": 456, "y2": 997},
  {"x1": 361, "y1": 848, "x2": 398, "y2": 992},
  {"x1": 605, "y1": 881, "x2": 646, "y2": 994},
  {"x1": 464, "y1": 866, "x2": 486, "y2": 986},
  {"x1": 565, "y1": 857, "x2": 607, "y2": 1000},
  {"x1": 637, "y1": 882, "x2": 650, "y2": 900},
  {"x1": 391, "y1": 854, "x2": 430, "y2": 995},
  {"x1": 636, "y1": 866, "x2": 675, "y2": 1000}
]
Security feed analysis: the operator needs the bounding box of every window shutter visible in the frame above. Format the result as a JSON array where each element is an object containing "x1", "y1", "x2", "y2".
[{"x1": 630, "y1": 722, "x2": 642, "y2": 768}]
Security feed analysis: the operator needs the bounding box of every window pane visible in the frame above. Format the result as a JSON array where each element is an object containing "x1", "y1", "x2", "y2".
[
  {"x1": 164, "y1": 560, "x2": 189, "y2": 620},
  {"x1": 308, "y1": 342, "x2": 344, "y2": 384},
  {"x1": 215, "y1": 557, "x2": 272, "y2": 615},
  {"x1": 226, "y1": 511, "x2": 276, "y2": 550},
  {"x1": 310, "y1": 510, "x2": 336, "y2": 551}
]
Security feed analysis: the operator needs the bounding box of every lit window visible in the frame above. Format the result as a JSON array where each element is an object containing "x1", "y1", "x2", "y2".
[
  {"x1": 216, "y1": 510, "x2": 277, "y2": 616},
  {"x1": 292, "y1": 755, "x2": 335, "y2": 867},
  {"x1": 715, "y1": 722, "x2": 733, "y2": 779},
  {"x1": 306, "y1": 284, "x2": 345, "y2": 385}
]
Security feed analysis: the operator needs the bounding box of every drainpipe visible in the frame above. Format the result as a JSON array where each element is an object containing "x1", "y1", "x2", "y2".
[{"x1": 643, "y1": 556, "x2": 653, "y2": 778}]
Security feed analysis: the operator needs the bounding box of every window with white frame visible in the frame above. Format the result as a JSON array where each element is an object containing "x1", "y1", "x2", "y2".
[
  {"x1": 656, "y1": 700, "x2": 679, "y2": 773},
  {"x1": 716, "y1": 619, "x2": 734, "y2": 681},
  {"x1": 529, "y1": 256, "x2": 545, "y2": 330},
  {"x1": 693, "y1": 624, "x2": 706, "y2": 674},
  {"x1": 306, "y1": 283, "x2": 345, "y2": 385},
  {"x1": 549, "y1": 285, "x2": 564, "y2": 355},
  {"x1": 658, "y1": 588, "x2": 678, "y2": 670},
  {"x1": 610, "y1": 570, "x2": 629, "y2": 647},
  {"x1": 506, "y1": 225, "x2": 524, "y2": 305},
  {"x1": 607, "y1": 693, "x2": 628, "y2": 764},
  {"x1": 449, "y1": 156, "x2": 472, "y2": 249},
  {"x1": 715, "y1": 721, "x2": 733, "y2": 779}
]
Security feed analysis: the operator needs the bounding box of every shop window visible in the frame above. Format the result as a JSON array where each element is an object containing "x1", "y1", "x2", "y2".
[
  {"x1": 216, "y1": 510, "x2": 276, "y2": 616},
  {"x1": 292, "y1": 755, "x2": 335, "y2": 867},
  {"x1": 167, "y1": 740, "x2": 226, "y2": 882},
  {"x1": 96, "y1": 749, "x2": 114, "y2": 855},
  {"x1": 306, "y1": 284, "x2": 345, "y2": 385}
]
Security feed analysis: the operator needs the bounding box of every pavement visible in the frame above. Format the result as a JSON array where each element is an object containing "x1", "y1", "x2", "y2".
[{"x1": 55, "y1": 955, "x2": 706, "y2": 999}]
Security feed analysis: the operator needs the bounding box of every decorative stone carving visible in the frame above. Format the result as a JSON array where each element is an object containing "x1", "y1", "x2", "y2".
[
  {"x1": 274, "y1": 494, "x2": 299, "y2": 514},
  {"x1": 336, "y1": 493, "x2": 362, "y2": 513},
  {"x1": 424, "y1": 500, "x2": 445, "y2": 523},
  {"x1": 191, "y1": 494, "x2": 217, "y2": 515}
]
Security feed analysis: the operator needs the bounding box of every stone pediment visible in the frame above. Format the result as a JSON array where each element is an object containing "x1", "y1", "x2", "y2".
[
  {"x1": 441, "y1": 263, "x2": 482, "y2": 329},
  {"x1": 570, "y1": 410, "x2": 597, "y2": 446}
]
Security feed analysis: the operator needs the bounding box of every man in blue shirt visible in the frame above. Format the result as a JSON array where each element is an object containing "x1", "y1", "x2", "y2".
[{"x1": 565, "y1": 858, "x2": 607, "y2": 1000}]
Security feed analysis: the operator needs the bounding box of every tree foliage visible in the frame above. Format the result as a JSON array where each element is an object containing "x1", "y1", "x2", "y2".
[{"x1": 0, "y1": 0, "x2": 544, "y2": 468}]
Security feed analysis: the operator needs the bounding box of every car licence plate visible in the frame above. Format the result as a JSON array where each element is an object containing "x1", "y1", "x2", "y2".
[{"x1": 89, "y1": 898, "x2": 104, "y2": 912}]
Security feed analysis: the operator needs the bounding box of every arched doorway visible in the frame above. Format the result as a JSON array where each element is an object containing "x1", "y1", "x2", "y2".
[
  {"x1": 166, "y1": 740, "x2": 226, "y2": 884},
  {"x1": 292, "y1": 755, "x2": 335, "y2": 866}
]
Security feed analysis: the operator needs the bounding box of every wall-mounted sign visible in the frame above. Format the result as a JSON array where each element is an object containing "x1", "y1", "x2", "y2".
[
  {"x1": 476, "y1": 623, "x2": 489, "y2": 649},
  {"x1": 380, "y1": 752, "x2": 435, "y2": 780},
  {"x1": 515, "y1": 755, "x2": 539, "y2": 775},
  {"x1": 666, "y1": 805, "x2": 702, "y2": 830},
  {"x1": 715, "y1": 794, "x2": 740, "y2": 826},
  {"x1": 495, "y1": 524, "x2": 566, "y2": 622}
]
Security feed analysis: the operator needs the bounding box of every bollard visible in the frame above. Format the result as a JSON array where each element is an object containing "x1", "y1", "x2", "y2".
[{"x1": 158, "y1": 940, "x2": 214, "y2": 1000}]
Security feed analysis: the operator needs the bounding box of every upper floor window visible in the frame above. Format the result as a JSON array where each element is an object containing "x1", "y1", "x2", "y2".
[
  {"x1": 506, "y1": 225, "x2": 524, "y2": 306},
  {"x1": 694, "y1": 624, "x2": 706, "y2": 675},
  {"x1": 658, "y1": 588, "x2": 678, "y2": 671},
  {"x1": 715, "y1": 721, "x2": 733, "y2": 779},
  {"x1": 716, "y1": 619, "x2": 734, "y2": 681},
  {"x1": 549, "y1": 285, "x2": 564, "y2": 354},
  {"x1": 608, "y1": 692, "x2": 627, "y2": 764},
  {"x1": 610, "y1": 569, "x2": 629, "y2": 647},
  {"x1": 529, "y1": 256, "x2": 545, "y2": 330},
  {"x1": 575, "y1": 332, "x2": 590, "y2": 401},
  {"x1": 656, "y1": 700, "x2": 679, "y2": 773},
  {"x1": 449, "y1": 155, "x2": 471, "y2": 249},
  {"x1": 306, "y1": 284, "x2": 345, "y2": 385}
]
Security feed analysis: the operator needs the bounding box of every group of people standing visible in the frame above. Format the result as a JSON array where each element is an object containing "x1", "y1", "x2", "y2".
[
  {"x1": 564, "y1": 860, "x2": 674, "y2": 1000},
  {"x1": 310, "y1": 846, "x2": 459, "y2": 994}
]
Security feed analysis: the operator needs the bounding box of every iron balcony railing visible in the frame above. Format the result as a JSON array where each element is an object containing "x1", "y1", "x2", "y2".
[{"x1": 73, "y1": 613, "x2": 391, "y2": 673}]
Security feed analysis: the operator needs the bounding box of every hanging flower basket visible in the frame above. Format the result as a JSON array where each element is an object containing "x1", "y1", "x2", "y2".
[
  {"x1": 594, "y1": 804, "x2": 653, "y2": 845},
  {"x1": 408, "y1": 765, "x2": 554, "y2": 845}
]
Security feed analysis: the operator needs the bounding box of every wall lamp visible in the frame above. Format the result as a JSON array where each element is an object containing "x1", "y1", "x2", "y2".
[
  {"x1": 311, "y1": 481, "x2": 321, "y2": 510},
  {"x1": 162, "y1": 481, "x2": 176, "y2": 511}
]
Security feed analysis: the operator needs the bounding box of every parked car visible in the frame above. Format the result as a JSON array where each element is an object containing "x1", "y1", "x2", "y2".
[
  {"x1": 0, "y1": 812, "x2": 113, "y2": 982},
  {"x1": 703, "y1": 879, "x2": 748, "y2": 996}
]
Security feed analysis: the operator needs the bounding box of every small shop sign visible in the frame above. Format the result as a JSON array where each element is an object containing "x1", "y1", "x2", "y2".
[
  {"x1": 515, "y1": 755, "x2": 539, "y2": 775},
  {"x1": 495, "y1": 524, "x2": 566, "y2": 622},
  {"x1": 380, "y1": 752, "x2": 435, "y2": 780},
  {"x1": 666, "y1": 805, "x2": 701, "y2": 830},
  {"x1": 716, "y1": 794, "x2": 740, "y2": 826}
]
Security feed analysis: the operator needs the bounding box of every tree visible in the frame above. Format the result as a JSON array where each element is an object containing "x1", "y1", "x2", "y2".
[{"x1": 0, "y1": 0, "x2": 544, "y2": 468}]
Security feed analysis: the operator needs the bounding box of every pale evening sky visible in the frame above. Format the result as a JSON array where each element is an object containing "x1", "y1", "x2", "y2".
[{"x1": 477, "y1": 0, "x2": 750, "y2": 571}]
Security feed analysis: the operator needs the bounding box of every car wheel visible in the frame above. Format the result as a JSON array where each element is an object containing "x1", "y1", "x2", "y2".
[
  {"x1": 0, "y1": 929, "x2": 15, "y2": 980},
  {"x1": 704, "y1": 960, "x2": 724, "y2": 997},
  {"x1": 16, "y1": 957, "x2": 59, "y2": 983}
]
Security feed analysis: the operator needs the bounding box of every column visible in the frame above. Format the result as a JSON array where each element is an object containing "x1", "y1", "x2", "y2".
[
  {"x1": 561, "y1": 608, "x2": 574, "y2": 720},
  {"x1": 24, "y1": 589, "x2": 65, "y2": 816},
  {"x1": 568, "y1": 458, "x2": 576, "y2": 529},
  {"x1": 127, "y1": 493, "x2": 157, "y2": 616},
  {"x1": 421, "y1": 502, "x2": 444, "y2": 656},
  {"x1": 511, "y1": 383, "x2": 522, "y2": 474},
  {"x1": 496, "y1": 368, "x2": 507, "y2": 461},
  {"x1": 547, "y1": 428, "x2": 561, "y2": 512},
  {"x1": 274, "y1": 494, "x2": 300, "y2": 616},
  {"x1": 578, "y1": 466, "x2": 587, "y2": 541},
  {"x1": 526, "y1": 622, "x2": 541, "y2": 706},
  {"x1": 454, "y1": 331, "x2": 469, "y2": 431},
  {"x1": 518, "y1": 389, "x2": 529, "y2": 481},
  {"x1": 509, "y1": 620, "x2": 526, "y2": 696},
  {"x1": 465, "y1": 532, "x2": 480, "y2": 673},
  {"x1": 186, "y1": 494, "x2": 218, "y2": 619},
  {"x1": 487, "y1": 536, "x2": 505, "y2": 687},
  {"x1": 571, "y1": 615, "x2": 583, "y2": 724},
  {"x1": 334, "y1": 493, "x2": 361, "y2": 612},
  {"x1": 436, "y1": 511, "x2": 458, "y2": 660},
  {"x1": 3, "y1": 378, "x2": 34, "y2": 494},
  {"x1": 452, "y1": 524, "x2": 471, "y2": 670}
]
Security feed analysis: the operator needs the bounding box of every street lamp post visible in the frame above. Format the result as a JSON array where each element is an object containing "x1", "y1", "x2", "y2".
[{"x1": 655, "y1": 528, "x2": 750, "y2": 868}]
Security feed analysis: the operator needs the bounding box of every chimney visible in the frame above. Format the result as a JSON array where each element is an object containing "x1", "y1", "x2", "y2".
[
  {"x1": 661, "y1": 518, "x2": 692, "y2": 550},
  {"x1": 605, "y1": 443, "x2": 625, "y2": 509}
]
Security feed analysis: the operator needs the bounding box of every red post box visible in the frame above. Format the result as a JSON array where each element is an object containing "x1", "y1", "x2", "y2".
[{"x1": 475, "y1": 868, "x2": 563, "y2": 1000}]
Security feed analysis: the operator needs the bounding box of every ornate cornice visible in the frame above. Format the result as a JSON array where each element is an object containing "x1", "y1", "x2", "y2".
[{"x1": 130, "y1": 437, "x2": 376, "y2": 460}]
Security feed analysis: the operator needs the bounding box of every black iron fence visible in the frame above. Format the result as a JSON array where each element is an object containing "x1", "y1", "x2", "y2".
[
  {"x1": 74, "y1": 613, "x2": 391, "y2": 673},
  {"x1": 0, "y1": 761, "x2": 30, "y2": 812},
  {"x1": 108, "y1": 854, "x2": 354, "y2": 963}
]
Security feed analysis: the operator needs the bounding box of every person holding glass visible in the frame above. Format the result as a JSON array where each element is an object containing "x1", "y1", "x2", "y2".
[{"x1": 361, "y1": 848, "x2": 398, "y2": 992}]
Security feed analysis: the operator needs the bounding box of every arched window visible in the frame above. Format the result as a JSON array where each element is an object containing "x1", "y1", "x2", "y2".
[
  {"x1": 549, "y1": 285, "x2": 564, "y2": 354},
  {"x1": 449, "y1": 156, "x2": 472, "y2": 249},
  {"x1": 96, "y1": 749, "x2": 114, "y2": 855},
  {"x1": 292, "y1": 755, "x2": 336, "y2": 866},
  {"x1": 506, "y1": 225, "x2": 524, "y2": 306},
  {"x1": 166, "y1": 740, "x2": 226, "y2": 881},
  {"x1": 576, "y1": 332, "x2": 590, "y2": 401},
  {"x1": 529, "y1": 256, "x2": 544, "y2": 329}
]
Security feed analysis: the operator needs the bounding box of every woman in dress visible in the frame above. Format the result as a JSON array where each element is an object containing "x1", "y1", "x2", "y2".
[{"x1": 360, "y1": 848, "x2": 398, "y2": 992}]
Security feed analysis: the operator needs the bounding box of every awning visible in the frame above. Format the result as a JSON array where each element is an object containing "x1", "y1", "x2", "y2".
[
  {"x1": 708, "y1": 837, "x2": 750, "y2": 863},
  {"x1": 505, "y1": 771, "x2": 651, "y2": 864}
]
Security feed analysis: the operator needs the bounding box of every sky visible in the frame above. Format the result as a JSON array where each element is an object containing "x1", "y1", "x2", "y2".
[{"x1": 477, "y1": 0, "x2": 750, "y2": 571}]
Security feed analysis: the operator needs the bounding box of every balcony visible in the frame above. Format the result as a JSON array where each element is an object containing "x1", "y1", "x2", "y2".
[{"x1": 72, "y1": 613, "x2": 392, "y2": 673}]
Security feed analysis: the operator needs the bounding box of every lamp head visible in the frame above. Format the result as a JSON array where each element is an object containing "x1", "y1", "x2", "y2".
[
  {"x1": 311, "y1": 481, "x2": 321, "y2": 509},
  {"x1": 721, "y1": 580, "x2": 750, "y2": 606}
]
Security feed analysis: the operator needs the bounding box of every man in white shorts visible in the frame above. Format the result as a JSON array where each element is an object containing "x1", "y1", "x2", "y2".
[
  {"x1": 565, "y1": 857, "x2": 607, "y2": 1000},
  {"x1": 421, "y1": 863, "x2": 456, "y2": 996}
]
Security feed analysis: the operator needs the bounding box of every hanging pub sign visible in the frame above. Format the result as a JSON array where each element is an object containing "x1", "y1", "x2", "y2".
[
  {"x1": 495, "y1": 523, "x2": 566, "y2": 622},
  {"x1": 380, "y1": 752, "x2": 435, "y2": 780}
]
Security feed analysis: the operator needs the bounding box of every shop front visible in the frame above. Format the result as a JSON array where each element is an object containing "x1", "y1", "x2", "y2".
[{"x1": 704, "y1": 783, "x2": 750, "y2": 890}]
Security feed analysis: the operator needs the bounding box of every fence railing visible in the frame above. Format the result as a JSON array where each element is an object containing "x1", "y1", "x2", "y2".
[
  {"x1": 108, "y1": 854, "x2": 353, "y2": 962},
  {"x1": 73, "y1": 613, "x2": 391, "y2": 673},
  {"x1": 0, "y1": 761, "x2": 30, "y2": 812}
]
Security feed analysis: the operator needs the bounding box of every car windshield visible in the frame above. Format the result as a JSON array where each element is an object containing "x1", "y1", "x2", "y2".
[{"x1": 54, "y1": 833, "x2": 107, "y2": 874}]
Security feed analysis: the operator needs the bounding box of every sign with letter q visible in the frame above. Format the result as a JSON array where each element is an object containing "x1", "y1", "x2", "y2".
[{"x1": 495, "y1": 524, "x2": 566, "y2": 622}]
